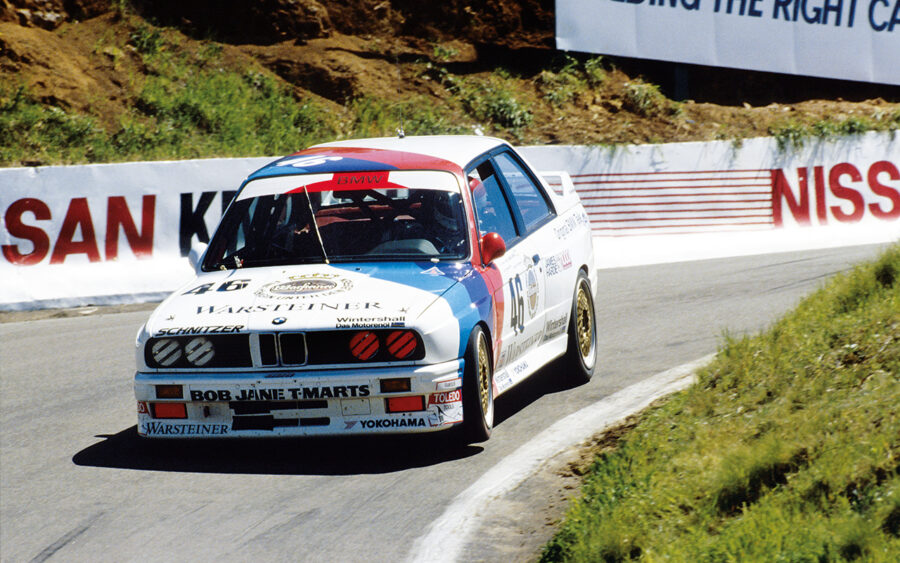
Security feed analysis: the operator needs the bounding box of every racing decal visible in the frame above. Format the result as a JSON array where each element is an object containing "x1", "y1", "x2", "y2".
[
  {"x1": 255, "y1": 273, "x2": 353, "y2": 300},
  {"x1": 502, "y1": 332, "x2": 544, "y2": 368},
  {"x1": 154, "y1": 325, "x2": 244, "y2": 336},
  {"x1": 141, "y1": 422, "x2": 229, "y2": 436},
  {"x1": 189, "y1": 384, "x2": 370, "y2": 402},
  {"x1": 335, "y1": 315, "x2": 406, "y2": 329},
  {"x1": 428, "y1": 401, "x2": 463, "y2": 426},
  {"x1": 436, "y1": 377, "x2": 462, "y2": 391},
  {"x1": 553, "y1": 211, "x2": 589, "y2": 240},
  {"x1": 543, "y1": 314, "x2": 568, "y2": 341},
  {"x1": 511, "y1": 359, "x2": 529, "y2": 377},
  {"x1": 257, "y1": 147, "x2": 463, "y2": 176},
  {"x1": 195, "y1": 302, "x2": 382, "y2": 314},
  {"x1": 495, "y1": 370, "x2": 514, "y2": 392},
  {"x1": 289, "y1": 171, "x2": 406, "y2": 195},
  {"x1": 137, "y1": 401, "x2": 149, "y2": 414},
  {"x1": 545, "y1": 250, "x2": 573, "y2": 277},
  {"x1": 524, "y1": 265, "x2": 540, "y2": 318},
  {"x1": 183, "y1": 279, "x2": 251, "y2": 295},
  {"x1": 274, "y1": 155, "x2": 344, "y2": 169},
  {"x1": 344, "y1": 417, "x2": 428, "y2": 430},
  {"x1": 190, "y1": 389, "x2": 234, "y2": 401},
  {"x1": 508, "y1": 274, "x2": 525, "y2": 335},
  {"x1": 428, "y1": 389, "x2": 462, "y2": 405}
]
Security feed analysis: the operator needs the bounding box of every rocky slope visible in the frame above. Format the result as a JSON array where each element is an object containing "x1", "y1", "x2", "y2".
[{"x1": 2, "y1": 0, "x2": 898, "y2": 164}]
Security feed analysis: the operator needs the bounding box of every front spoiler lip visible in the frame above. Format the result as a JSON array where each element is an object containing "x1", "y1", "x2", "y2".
[{"x1": 134, "y1": 360, "x2": 464, "y2": 438}]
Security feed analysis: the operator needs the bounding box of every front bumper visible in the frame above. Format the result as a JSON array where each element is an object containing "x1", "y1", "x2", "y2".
[{"x1": 134, "y1": 360, "x2": 464, "y2": 438}]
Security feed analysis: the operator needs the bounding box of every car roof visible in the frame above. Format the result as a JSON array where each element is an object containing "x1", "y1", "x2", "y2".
[
  {"x1": 247, "y1": 135, "x2": 510, "y2": 180},
  {"x1": 311, "y1": 135, "x2": 508, "y2": 166}
]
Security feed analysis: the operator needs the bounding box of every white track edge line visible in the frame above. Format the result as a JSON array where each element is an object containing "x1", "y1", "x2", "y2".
[{"x1": 405, "y1": 354, "x2": 716, "y2": 563}]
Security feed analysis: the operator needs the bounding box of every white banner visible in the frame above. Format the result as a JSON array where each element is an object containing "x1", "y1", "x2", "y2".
[
  {"x1": 1, "y1": 158, "x2": 270, "y2": 310},
  {"x1": 556, "y1": 0, "x2": 900, "y2": 85},
  {"x1": 519, "y1": 130, "x2": 900, "y2": 235},
  {"x1": 2, "y1": 134, "x2": 899, "y2": 310}
]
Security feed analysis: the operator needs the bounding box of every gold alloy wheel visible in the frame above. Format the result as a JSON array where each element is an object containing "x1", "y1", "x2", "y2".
[
  {"x1": 477, "y1": 332, "x2": 491, "y2": 415},
  {"x1": 576, "y1": 283, "x2": 594, "y2": 360}
]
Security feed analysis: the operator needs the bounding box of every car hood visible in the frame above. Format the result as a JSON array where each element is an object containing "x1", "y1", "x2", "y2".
[{"x1": 146, "y1": 262, "x2": 473, "y2": 336}]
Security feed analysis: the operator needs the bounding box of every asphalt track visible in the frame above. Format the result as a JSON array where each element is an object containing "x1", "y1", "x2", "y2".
[{"x1": 0, "y1": 244, "x2": 890, "y2": 563}]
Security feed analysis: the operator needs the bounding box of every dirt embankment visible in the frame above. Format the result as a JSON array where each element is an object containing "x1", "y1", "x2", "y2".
[{"x1": 2, "y1": 0, "x2": 899, "y2": 151}]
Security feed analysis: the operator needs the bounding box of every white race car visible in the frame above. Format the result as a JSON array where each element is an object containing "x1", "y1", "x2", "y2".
[{"x1": 134, "y1": 135, "x2": 596, "y2": 442}]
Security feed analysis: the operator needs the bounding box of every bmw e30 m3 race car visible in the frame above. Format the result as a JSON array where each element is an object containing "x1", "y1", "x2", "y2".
[{"x1": 134, "y1": 135, "x2": 597, "y2": 442}]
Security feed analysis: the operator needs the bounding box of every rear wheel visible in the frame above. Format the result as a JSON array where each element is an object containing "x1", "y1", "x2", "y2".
[
  {"x1": 460, "y1": 326, "x2": 493, "y2": 443},
  {"x1": 565, "y1": 270, "x2": 597, "y2": 385}
]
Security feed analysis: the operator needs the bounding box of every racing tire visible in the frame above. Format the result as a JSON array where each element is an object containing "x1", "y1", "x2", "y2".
[
  {"x1": 564, "y1": 270, "x2": 597, "y2": 385},
  {"x1": 460, "y1": 326, "x2": 494, "y2": 443}
]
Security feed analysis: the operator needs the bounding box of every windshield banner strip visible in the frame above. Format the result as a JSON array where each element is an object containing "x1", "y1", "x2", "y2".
[
  {"x1": 238, "y1": 171, "x2": 461, "y2": 201},
  {"x1": 289, "y1": 172, "x2": 401, "y2": 194}
]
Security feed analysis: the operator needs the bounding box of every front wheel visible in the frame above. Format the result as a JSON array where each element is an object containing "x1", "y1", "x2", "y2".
[
  {"x1": 460, "y1": 326, "x2": 494, "y2": 443},
  {"x1": 564, "y1": 270, "x2": 597, "y2": 385}
]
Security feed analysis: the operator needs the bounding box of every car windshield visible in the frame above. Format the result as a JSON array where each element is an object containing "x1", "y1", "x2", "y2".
[{"x1": 203, "y1": 170, "x2": 468, "y2": 270}]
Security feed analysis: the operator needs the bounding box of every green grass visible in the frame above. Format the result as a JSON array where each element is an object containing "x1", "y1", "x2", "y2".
[
  {"x1": 770, "y1": 112, "x2": 900, "y2": 150},
  {"x1": 458, "y1": 72, "x2": 533, "y2": 131},
  {"x1": 0, "y1": 86, "x2": 108, "y2": 165},
  {"x1": 536, "y1": 55, "x2": 608, "y2": 108},
  {"x1": 2, "y1": 13, "x2": 897, "y2": 166},
  {"x1": 622, "y1": 81, "x2": 676, "y2": 118},
  {"x1": 348, "y1": 96, "x2": 470, "y2": 138},
  {"x1": 0, "y1": 15, "x2": 507, "y2": 166},
  {"x1": 542, "y1": 245, "x2": 900, "y2": 562},
  {"x1": 0, "y1": 19, "x2": 340, "y2": 166}
]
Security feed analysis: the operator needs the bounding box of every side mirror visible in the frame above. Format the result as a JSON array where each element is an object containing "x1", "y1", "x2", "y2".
[
  {"x1": 188, "y1": 241, "x2": 208, "y2": 272},
  {"x1": 480, "y1": 232, "x2": 506, "y2": 265}
]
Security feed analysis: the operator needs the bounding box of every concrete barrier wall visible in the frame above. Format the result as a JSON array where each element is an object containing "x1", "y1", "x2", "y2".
[
  {"x1": 2, "y1": 133, "x2": 898, "y2": 310},
  {"x1": 518, "y1": 132, "x2": 900, "y2": 267}
]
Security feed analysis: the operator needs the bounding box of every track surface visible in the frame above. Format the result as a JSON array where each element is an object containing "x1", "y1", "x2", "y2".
[{"x1": 0, "y1": 245, "x2": 888, "y2": 563}]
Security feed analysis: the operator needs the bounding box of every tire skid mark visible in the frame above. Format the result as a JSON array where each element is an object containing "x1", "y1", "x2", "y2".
[{"x1": 30, "y1": 511, "x2": 104, "y2": 563}]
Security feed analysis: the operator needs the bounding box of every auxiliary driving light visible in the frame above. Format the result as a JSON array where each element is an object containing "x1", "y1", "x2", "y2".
[
  {"x1": 185, "y1": 337, "x2": 215, "y2": 366},
  {"x1": 385, "y1": 330, "x2": 417, "y2": 359},
  {"x1": 385, "y1": 396, "x2": 425, "y2": 413},
  {"x1": 349, "y1": 331, "x2": 379, "y2": 361},
  {"x1": 151, "y1": 339, "x2": 182, "y2": 366}
]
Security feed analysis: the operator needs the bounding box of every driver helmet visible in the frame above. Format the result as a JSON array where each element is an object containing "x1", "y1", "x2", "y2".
[{"x1": 433, "y1": 191, "x2": 461, "y2": 232}]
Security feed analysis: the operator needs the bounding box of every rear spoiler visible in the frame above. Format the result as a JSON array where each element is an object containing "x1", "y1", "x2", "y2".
[{"x1": 538, "y1": 171, "x2": 576, "y2": 197}]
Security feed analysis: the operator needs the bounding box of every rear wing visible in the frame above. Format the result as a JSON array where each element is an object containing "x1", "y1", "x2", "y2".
[
  {"x1": 538, "y1": 170, "x2": 581, "y2": 212},
  {"x1": 538, "y1": 171, "x2": 577, "y2": 197}
]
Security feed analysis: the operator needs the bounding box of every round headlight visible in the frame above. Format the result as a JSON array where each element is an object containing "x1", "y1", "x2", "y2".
[
  {"x1": 151, "y1": 339, "x2": 182, "y2": 367},
  {"x1": 185, "y1": 337, "x2": 215, "y2": 366}
]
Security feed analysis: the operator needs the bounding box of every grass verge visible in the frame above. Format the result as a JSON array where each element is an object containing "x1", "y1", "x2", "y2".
[{"x1": 542, "y1": 245, "x2": 900, "y2": 562}]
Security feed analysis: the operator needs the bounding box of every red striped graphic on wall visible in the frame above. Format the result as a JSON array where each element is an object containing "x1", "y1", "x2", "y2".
[{"x1": 556, "y1": 169, "x2": 775, "y2": 236}]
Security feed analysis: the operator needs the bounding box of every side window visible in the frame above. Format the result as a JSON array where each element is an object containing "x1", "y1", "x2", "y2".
[
  {"x1": 493, "y1": 152, "x2": 554, "y2": 232},
  {"x1": 468, "y1": 161, "x2": 518, "y2": 243}
]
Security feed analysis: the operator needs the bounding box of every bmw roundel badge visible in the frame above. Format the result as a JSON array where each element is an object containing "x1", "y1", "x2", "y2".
[{"x1": 272, "y1": 317, "x2": 287, "y2": 325}]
